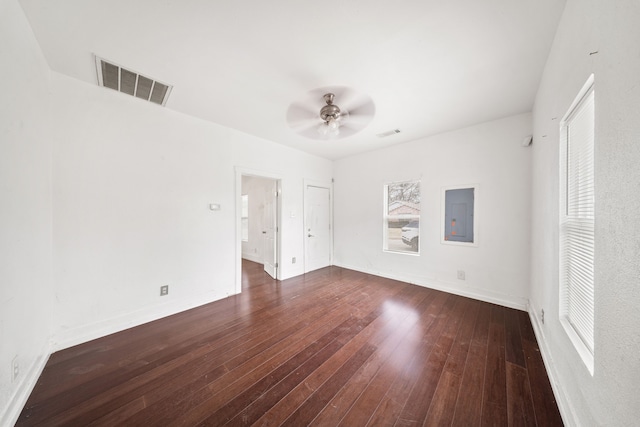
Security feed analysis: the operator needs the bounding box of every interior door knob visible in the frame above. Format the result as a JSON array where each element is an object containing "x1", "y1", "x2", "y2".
[{"x1": 308, "y1": 233, "x2": 315, "y2": 237}]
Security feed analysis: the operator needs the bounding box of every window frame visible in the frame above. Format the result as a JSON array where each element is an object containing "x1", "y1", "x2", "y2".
[
  {"x1": 559, "y1": 74, "x2": 595, "y2": 375},
  {"x1": 383, "y1": 180, "x2": 421, "y2": 255}
]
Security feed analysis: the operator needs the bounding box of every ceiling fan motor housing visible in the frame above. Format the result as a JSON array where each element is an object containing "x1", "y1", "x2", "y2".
[{"x1": 320, "y1": 93, "x2": 341, "y2": 122}]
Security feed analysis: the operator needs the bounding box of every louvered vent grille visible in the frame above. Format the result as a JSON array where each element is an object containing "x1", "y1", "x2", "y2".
[{"x1": 96, "y1": 57, "x2": 171, "y2": 106}]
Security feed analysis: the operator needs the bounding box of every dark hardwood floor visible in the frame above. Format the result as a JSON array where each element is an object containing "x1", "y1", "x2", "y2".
[{"x1": 17, "y1": 261, "x2": 562, "y2": 426}]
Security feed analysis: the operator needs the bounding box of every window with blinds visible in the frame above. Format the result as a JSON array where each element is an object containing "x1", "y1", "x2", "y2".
[{"x1": 559, "y1": 75, "x2": 595, "y2": 374}]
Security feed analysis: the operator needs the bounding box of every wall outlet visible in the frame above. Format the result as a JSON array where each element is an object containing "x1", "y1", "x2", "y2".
[
  {"x1": 160, "y1": 285, "x2": 169, "y2": 296},
  {"x1": 457, "y1": 270, "x2": 466, "y2": 280},
  {"x1": 292, "y1": 257, "x2": 296, "y2": 264},
  {"x1": 12, "y1": 356, "x2": 19, "y2": 382},
  {"x1": 541, "y1": 308, "x2": 545, "y2": 324}
]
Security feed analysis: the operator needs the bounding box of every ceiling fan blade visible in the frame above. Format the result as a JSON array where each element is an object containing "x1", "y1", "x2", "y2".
[
  {"x1": 338, "y1": 122, "x2": 366, "y2": 137},
  {"x1": 286, "y1": 102, "x2": 319, "y2": 127},
  {"x1": 343, "y1": 95, "x2": 375, "y2": 119},
  {"x1": 296, "y1": 122, "x2": 321, "y2": 137}
]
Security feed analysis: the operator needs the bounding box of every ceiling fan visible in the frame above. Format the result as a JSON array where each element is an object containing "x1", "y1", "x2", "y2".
[{"x1": 286, "y1": 87, "x2": 375, "y2": 140}]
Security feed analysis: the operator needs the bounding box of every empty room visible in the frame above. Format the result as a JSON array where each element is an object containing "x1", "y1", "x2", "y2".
[{"x1": 2, "y1": 0, "x2": 639, "y2": 425}]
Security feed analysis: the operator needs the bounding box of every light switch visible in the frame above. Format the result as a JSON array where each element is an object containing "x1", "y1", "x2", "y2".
[{"x1": 209, "y1": 203, "x2": 221, "y2": 211}]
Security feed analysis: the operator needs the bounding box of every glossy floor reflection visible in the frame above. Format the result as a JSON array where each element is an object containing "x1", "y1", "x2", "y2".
[{"x1": 18, "y1": 260, "x2": 562, "y2": 426}]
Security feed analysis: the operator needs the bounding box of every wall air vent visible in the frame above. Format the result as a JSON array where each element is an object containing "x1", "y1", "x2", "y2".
[{"x1": 95, "y1": 56, "x2": 172, "y2": 106}]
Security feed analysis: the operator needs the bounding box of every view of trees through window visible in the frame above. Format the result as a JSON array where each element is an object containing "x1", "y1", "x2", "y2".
[{"x1": 384, "y1": 181, "x2": 420, "y2": 253}]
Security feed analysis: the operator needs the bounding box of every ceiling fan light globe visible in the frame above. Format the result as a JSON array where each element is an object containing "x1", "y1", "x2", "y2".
[{"x1": 317, "y1": 123, "x2": 329, "y2": 136}]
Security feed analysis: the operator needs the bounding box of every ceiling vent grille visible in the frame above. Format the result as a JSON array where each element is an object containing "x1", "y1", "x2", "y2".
[
  {"x1": 95, "y1": 56, "x2": 172, "y2": 106},
  {"x1": 376, "y1": 129, "x2": 401, "y2": 138}
]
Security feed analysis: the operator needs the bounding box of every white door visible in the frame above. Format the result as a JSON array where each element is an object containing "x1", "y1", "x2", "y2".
[
  {"x1": 305, "y1": 185, "x2": 331, "y2": 273},
  {"x1": 263, "y1": 181, "x2": 278, "y2": 278}
]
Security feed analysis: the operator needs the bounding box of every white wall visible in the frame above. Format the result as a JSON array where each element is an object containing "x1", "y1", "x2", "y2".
[
  {"x1": 241, "y1": 176, "x2": 275, "y2": 263},
  {"x1": 0, "y1": 0, "x2": 54, "y2": 424},
  {"x1": 530, "y1": 1, "x2": 640, "y2": 425},
  {"x1": 50, "y1": 73, "x2": 332, "y2": 351},
  {"x1": 333, "y1": 113, "x2": 532, "y2": 309}
]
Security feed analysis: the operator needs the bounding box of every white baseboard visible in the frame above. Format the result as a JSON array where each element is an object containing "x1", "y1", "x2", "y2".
[
  {"x1": 1, "y1": 344, "x2": 50, "y2": 427},
  {"x1": 241, "y1": 253, "x2": 263, "y2": 264},
  {"x1": 334, "y1": 262, "x2": 529, "y2": 311},
  {"x1": 51, "y1": 289, "x2": 233, "y2": 352},
  {"x1": 527, "y1": 302, "x2": 577, "y2": 427}
]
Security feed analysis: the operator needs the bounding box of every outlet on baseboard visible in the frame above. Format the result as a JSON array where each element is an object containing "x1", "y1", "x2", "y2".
[
  {"x1": 457, "y1": 270, "x2": 466, "y2": 280},
  {"x1": 12, "y1": 356, "x2": 19, "y2": 382},
  {"x1": 541, "y1": 308, "x2": 545, "y2": 324},
  {"x1": 160, "y1": 285, "x2": 169, "y2": 296},
  {"x1": 292, "y1": 257, "x2": 296, "y2": 264}
]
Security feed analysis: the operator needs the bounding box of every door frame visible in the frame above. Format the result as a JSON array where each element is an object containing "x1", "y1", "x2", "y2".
[
  {"x1": 235, "y1": 167, "x2": 282, "y2": 294},
  {"x1": 303, "y1": 179, "x2": 333, "y2": 273}
]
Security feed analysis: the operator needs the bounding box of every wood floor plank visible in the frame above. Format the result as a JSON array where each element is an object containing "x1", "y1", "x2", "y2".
[
  {"x1": 517, "y1": 311, "x2": 563, "y2": 427},
  {"x1": 26, "y1": 271, "x2": 348, "y2": 423},
  {"x1": 423, "y1": 299, "x2": 482, "y2": 426},
  {"x1": 505, "y1": 308, "x2": 526, "y2": 368},
  {"x1": 332, "y1": 288, "x2": 441, "y2": 427},
  {"x1": 126, "y1": 280, "x2": 379, "y2": 426},
  {"x1": 37, "y1": 272, "x2": 368, "y2": 426},
  {"x1": 308, "y1": 285, "x2": 432, "y2": 426},
  {"x1": 394, "y1": 297, "x2": 471, "y2": 426},
  {"x1": 364, "y1": 292, "x2": 456, "y2": 426},
  {"x1": 16, "y1": 261, "x2": 562, "y2": 427},
  {"x1": 451, "y1": 302, "x2": 491, "y2": 426},
  {"x1": 167, "y1": 275, "x2": 405, "y2": 426},
  {"x1": 506, "y1": 362, "x2": 537, "y2": 426},
  {"x1": 481, "y1": 304, "x2": 508, "y2": 425}
]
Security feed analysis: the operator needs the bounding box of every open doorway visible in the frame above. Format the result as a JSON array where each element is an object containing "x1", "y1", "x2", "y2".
[{"x1": 235, "y1": 169, "x2": 281, "y2": 293}]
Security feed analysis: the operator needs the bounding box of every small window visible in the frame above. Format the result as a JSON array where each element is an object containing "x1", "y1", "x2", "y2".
[
  {"x1": 441, "y1": 186, "x2": 477, "y2": 246},
  {"x1": 383, "y1": 181, "x2": 420, "y2": 254},
  {"x1": 241, "y1": 194, "x2": 249, "y2": 242},
  {"x1": 559, "y1": 75, "x2": 595, "y2": 374}
]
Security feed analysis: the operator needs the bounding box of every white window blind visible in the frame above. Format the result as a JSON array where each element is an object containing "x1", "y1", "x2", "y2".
[{"x1": 559, "y1": 80, "x2": 595, "y2": 363}]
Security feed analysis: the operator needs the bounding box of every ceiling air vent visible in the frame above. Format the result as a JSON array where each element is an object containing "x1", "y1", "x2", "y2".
[
  {"x1": 376, "y1": 129, "x2": 401, "y2": 138},
  {"x1": 95, "y1": 56, "x2": 172, "y2": 106}
]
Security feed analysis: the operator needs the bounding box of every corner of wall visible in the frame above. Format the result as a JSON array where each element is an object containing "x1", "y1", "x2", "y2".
[
  {"x1": 0, "y1": 343, "x2": 51, "y2": 427},
  {"x1": 335, "y1": 262, "x2": 529, "y2": 311},
  {"x1": 51, "y1": 288, "x2": 232, "y2": 352}
]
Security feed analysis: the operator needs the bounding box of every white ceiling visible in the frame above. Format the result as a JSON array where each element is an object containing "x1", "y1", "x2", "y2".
[{"x1": 19, "y1": 0, "x2": 565, "y2": 160}]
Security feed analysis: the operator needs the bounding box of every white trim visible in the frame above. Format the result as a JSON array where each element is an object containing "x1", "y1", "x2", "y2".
[
  {"x1": 440, "y1": 184, "x2": 479, "y2": 247},
  {"x1": 241, "y1": 253, "x2": 263, "y2": 264},
  {"x1": 560, "y1": 74, "x2": 595, "y2": 127},
  {"x1": 52, "y1": 288, "x2": 230, "y2": 352},
  {"x1": 333, "y1": 261, "x2": 528, "y2": 311},
  {"x1": 1, "y1": 344, "x2": 50, "y2": 427},
  {"x1": 527, "y1": 301, "x2": 579, "y2": 427}
]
